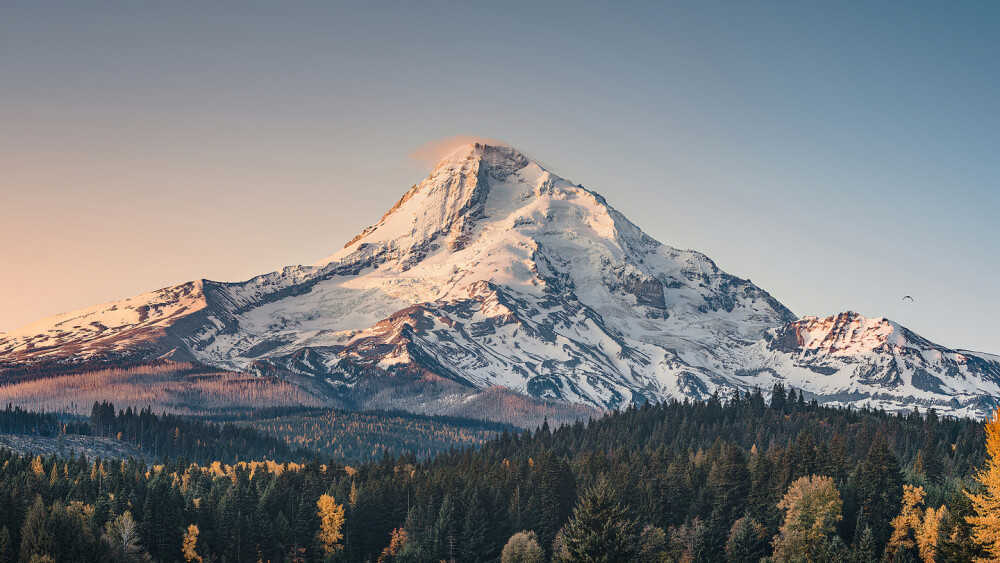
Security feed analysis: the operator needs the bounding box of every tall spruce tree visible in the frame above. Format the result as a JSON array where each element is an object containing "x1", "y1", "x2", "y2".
[
  {"x1": 536, "y1": 453, "x2": 576, "y2": 547},
  {"x1": 558, "y1": 477, "x2": 639, "y2": 562},
  {"x1": 18, "y1": 496, "x2": 52, "y2": 563},
  {"x1": 855, "y1": 435, "x2": 904, "y2": 553},
  {"x1": 770, "y1": 383, "x2": 788, "y2": 412},
  {"x1": 724, "y1": 514, "x2": 767, "y2": 563}
]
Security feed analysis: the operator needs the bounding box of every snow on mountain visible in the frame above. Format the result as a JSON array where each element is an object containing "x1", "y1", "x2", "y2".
[
  {"x1": 1, "y1": 143, "x2": 997, "y2": 416},
  {"x1": 738, "y1": 312, "x2": 1000, "y2": 416}
]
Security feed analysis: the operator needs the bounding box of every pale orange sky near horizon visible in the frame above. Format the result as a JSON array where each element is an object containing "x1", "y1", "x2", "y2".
[
  {"x1": 1, "y1": 2, "x2": 997, "y2": 355},
  {"x1": 0, "y1": 133, "x2": 504, "y2": 331}
]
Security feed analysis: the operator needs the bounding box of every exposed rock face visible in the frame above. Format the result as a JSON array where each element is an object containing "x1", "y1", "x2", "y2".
[
  {"x1": 622, "y1": 273, "x2": 666, "y2": 310},
  {"x1": 1, "y1": 142, "x2": 997, "y2": 417}
]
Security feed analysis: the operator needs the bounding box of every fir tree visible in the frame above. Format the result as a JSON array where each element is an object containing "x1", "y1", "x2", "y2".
[
  {"x1": 724, "y1": 514, "x2": 767, "y2": 563},
  {"x1": 855, "y1": 435, "x2": 904, "y2": 550},
  {"x1": 535, "y1": 454, "x2": 576, "y2": 547},
  {"x1": 770, "y1": 383, "x2": 787, "y2": 412},
  {"x1": 635, "y1": 525, "x2": 667, "y2": 563},
  {"x1": 559, "y1": 477, "x2": 640, "y2": 562},
  {"x1": 18, "y1": 497, "x2": 52, "y2": 563},
  {"x1": 141, "y1": 472, "x2": 183, "y2": 562},
  {"x1": 0, "y1": 526, "x2": 10, "y2": 563},
  {"x1": 852, "y1": 525, "x2": 879, "y2": 563},
  {"x1": 460, "y1": 487, "x2": 494, "y2": 562}
]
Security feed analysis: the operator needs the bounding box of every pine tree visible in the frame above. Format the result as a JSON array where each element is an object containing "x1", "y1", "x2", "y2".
[
  {"x1": 559, "y1": 477, "x2": 640, "y2": 562},
  {"x1": 460, "y1": 488, "x2": 494, "y2": 562},
  {"x1": 635, "y1": 525, "x2": 667, "y2": 563},
  {"x1": 855, "y1": 435, "x2": 904, "y2": 550},
  {"x1": 141, "y1": 472, "x2": 182, "y2": 561},
  {"x1": 724, "y1": 514, "x2": 767, "y2": 563},
  {"x1": 432, "y1": 493, "x2": 460, "y2": 561},
  {"x1": 19, "y1": 496, "x2": 52, "y2": 563},
  {"x1": 707, "y1": 442, "x2": 750, "y2": 552},
  {"x1": 917, "y1": 410, "x2": 944, "y2": 486},
  {"x1": 0, "y1": 526, "x2": 12, "y2": 563},
  {"x1": 938, "y1": 490, "x2": 985, "y2": 562},
  {"x1": 790, "y1": 431, "x2": 818, "y2": 480},
  {"x1": 770, "y1": 383, "x2": 787, "y2": 412},
  {"x1": 814, "y1": 535, "x2": 850, "y2": 562},
  {"x1": 852, "y1": 525, "x2": 879, "y2": 563}
]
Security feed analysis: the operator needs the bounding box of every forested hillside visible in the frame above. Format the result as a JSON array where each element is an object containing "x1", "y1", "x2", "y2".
[
  {"x1": 0, "y1": 386, "x2": 996, "y2": 562},
  {"x1": 0, "y1": 402, "x2": 311, "y2": 465},
  {"x1": 224, "y1": 408, "x2": 515, "y2": 462}
]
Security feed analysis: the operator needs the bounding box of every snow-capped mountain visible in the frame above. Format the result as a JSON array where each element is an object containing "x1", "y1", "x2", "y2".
[
  {"x1": 741, "y1": 312, "x2": 1000, "y2": 416},
  {"x1": 2, "y1": 143, "x2": 997, "y2": 416}
]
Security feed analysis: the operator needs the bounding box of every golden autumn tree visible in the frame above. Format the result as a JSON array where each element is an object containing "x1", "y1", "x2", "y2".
[
  {"x1": 316, "y1": 494, "x2": 346, "y2": 555},
  {"x1": 772, "y1": 475, "x2": 843, "y2": 562},
  {"x1": 919, "y1": 506, "x2": 948, "y2": 562},
  {"x1": 968, "y1": 407, "x2": 1000, "y2": 561},
  {"x1": 377, "y1": 527, "x2": 408, "y2": 563},
  {"x1": 889, "y1": 484, "x2": 947, "y2": 563},
  {"x1": 182, "y1": 524, "x2": 202, "y2": 563}
]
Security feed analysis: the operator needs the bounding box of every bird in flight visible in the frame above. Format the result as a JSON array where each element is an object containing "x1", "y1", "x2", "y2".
[{"x1": 902, "y1": 295, "x2": 914, "y2": 302}]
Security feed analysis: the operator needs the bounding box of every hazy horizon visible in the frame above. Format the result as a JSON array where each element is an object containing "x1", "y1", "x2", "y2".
[{"x1": 2, "y1": 2, "x2": 998, "y2": 354}]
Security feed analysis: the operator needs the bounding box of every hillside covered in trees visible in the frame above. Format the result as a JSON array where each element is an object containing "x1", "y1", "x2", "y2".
[
  {"x1": 223, "y1": 407, "x2": 516, "y2": 462},
  {"x1": 1, "y1": 386, "x2": 999, "y2": 562},
  {"x1": 0, "y1": 402, "x2": 312, "y2": 465}
]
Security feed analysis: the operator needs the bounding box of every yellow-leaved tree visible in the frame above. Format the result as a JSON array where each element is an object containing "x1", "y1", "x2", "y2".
[
  {"x1": 888, "y1": 484, "x2": 948, "y2": 562},
  {"x1": 317, "y1": 494, "x2": 346, "y2": 555},
  {"x1": 772, "y1": 474, "x2": 843, "y2": 562},
  {"x1": 377, "y1": 527, "x2": 408, "y2": 563},
  {"x1": 968, "y1": 407, "x2": 1000, "y2": 561},
  {"x1": 182, "y1": 524, "x2": 202, "y2": 563}
]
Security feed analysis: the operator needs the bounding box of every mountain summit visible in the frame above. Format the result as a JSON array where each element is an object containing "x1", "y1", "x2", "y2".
[{"x1": 2, "y1": 142, "x2": 997, "y2": 417}]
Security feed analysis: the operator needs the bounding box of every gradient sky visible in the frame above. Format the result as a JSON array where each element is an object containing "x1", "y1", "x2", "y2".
[{"x1": 2, "y1": 2, "x2": 998, "y2": 354}]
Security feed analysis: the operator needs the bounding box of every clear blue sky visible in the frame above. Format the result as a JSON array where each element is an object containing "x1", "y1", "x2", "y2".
[{"x1": 1, "y1": 2, "x2": 997, "y2": 354}]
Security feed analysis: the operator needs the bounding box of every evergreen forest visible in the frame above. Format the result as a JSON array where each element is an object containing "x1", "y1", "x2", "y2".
[{"x1": 1, "y1": 385, "x2": 999, "y2": 562}]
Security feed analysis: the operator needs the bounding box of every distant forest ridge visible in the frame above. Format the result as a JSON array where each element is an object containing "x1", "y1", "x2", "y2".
[{"x1": 0, "y1": 402, "x2": 521, "y2": 464}]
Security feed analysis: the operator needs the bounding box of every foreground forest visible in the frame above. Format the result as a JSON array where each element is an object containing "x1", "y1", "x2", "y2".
[{"x1": 1, "y1": 386, "x2": 999, "y2": 562}]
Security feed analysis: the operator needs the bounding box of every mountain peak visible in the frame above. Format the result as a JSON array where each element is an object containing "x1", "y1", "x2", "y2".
[
  {"x1": 6, "y1": 139, "x2": 997, "y2": 418},
  {"x1": 435, "y1": 142, "x2": 531, "y2": 178},
  {"x1": 436, "y1": 142, "x2": 533, "y2": 186},
  {"x1": 317, "y1": 142, "x2": 543, "y2": 268},
  {"x1": 767, "y1": 311, "x2": 904, "y2": 355}
]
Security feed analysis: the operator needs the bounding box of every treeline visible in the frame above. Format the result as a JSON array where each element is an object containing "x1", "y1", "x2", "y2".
[
  {"x1": 0, "y1": 387, "x2": 994, "y2": 562},
  {"x1": 357, "y1": 387, "x2": 988, "y2": 561},
  {"x1": 0, "y1": 451, "x2": 346, "y2": 563},
  {"x1": 89, "y1": 401, "x2": 314, "y2": 465},
  {"x1": 0, "y1": 405, "x2": 67, "y2": 438},
  {"x1": 225, "y1": 407, "x2": 516, "y2": 461}
]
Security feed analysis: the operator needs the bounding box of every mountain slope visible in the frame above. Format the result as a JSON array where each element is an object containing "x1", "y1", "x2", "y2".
[
  {"x1": 739, "y1": 312, "x2": 1000, "y2": 416},
  {"x1": 2, "y1": 143, "x2": 997, "y2": 416}
]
